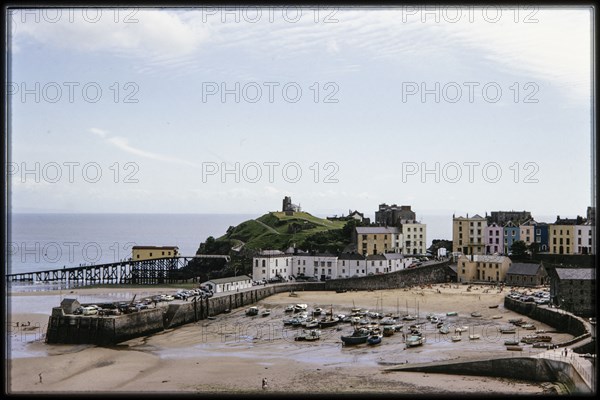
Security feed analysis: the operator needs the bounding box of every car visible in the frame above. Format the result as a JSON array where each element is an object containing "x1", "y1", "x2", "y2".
[{"x1": 81, "y1": 306, "x2": 98, "y2": 316}]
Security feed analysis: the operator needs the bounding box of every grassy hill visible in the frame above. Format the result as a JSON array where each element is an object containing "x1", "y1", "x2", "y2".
[{"x1": 216, "y1": 211, "x2": 348, "y2": 251}]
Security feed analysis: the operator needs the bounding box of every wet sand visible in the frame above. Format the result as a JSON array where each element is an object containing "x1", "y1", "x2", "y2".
[{"x1": 7, "y1": 284, "x2": 567, "y2": 394}]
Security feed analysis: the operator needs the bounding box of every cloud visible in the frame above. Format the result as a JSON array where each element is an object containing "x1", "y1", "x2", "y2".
[{"x1": 89, "y1": 128, "x2": 198, "y2": 167}]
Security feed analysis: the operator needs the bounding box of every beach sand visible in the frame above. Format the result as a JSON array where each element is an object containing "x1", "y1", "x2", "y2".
[{"x1": 7, "y1": 284, "x2": 565, "y2": 394}]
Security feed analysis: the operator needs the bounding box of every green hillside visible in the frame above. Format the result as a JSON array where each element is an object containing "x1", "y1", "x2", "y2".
[{"x1": 216, "y1": 211, "x2": 348, "y2": 251}]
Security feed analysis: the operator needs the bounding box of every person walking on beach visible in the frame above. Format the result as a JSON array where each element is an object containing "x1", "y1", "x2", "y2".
[
  {"x1": 38, "y1": 373, "x2": 42, "y2": 384},
  {"x1": 262, "y1": 377, "x2": 268, "y2": 390}
]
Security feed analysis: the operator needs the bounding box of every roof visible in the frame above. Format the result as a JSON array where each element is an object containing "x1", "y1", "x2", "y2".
[
  {"x1": 60, "y1": 298, "x2": 79, "y2": 305},
  {"x1": 366, "y1": 254, "x2": 387, "y2": 260},
  {"x1": 338, "y1": 253, "x2": 365, "y2": 260},
  {"x1": 555, "y1": 268, "x2": 595, "y2": 281},
  {"x1": 383, "y1": 253, "x2": 404, "y2": 260},
  {"x1": 258, "y1": 250, "x2": 286, "y2": 256},
  {"x1": 356, "y1": 227, "x2": 399, "y2": 234},
  {"x1": 204, "y1": 275, "x2": 252, "y2": 284},
  {"x1": 507, "y1": 263, "x2": 542, "y2": 276},
  {"x1": 295, "y1": 252, "x2": 338, "y2": 258},
  {"x1": 132, "y1": 245, "x2": 179, "y2": 249},
  {"x1": 460, "y1": 255, "x2": 510, "y2": 263}
]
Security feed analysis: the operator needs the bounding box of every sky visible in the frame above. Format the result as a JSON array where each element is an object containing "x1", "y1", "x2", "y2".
[{"x1": 8, "y1": 6, "x2": 594, "y2": 227}]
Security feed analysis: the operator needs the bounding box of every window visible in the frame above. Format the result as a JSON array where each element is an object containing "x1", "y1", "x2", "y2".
[
  {"x1": 384, "y1": 235, "x2": 387, "y2": 239},
  {"x1": 342, "y1": 261, "x2": 345, "y2": 266},
  {"x1": 536, "y1": 229, "x2": 541, "y2": 234},
  {"x1": 275, "y1": 260, "x2": 278, "y2": 267},
  {"x1": 578, "y1": 230, "x2": 581, "y2": 235},
  {"x1": 314, "y1": 261, "x2": 318, "y2": 267},
  {"x1": 342, "y1": 269, "x2": 345, "y2": 273},
  {"x1": 362, "y1": 235, "x2": 367, "y2": 240},
  {"x1": 162, "y1": 251, "x2": 165, "y2": 256},
  {"x1": 262, "y1": 269, "x2": 265, "y2": 274},
  {"x1": 149, "y1": 252, "x2": 153, "y2": 257},
  {"x1": 137, "y1": 254, "x2": 140, "y2": 259},
  {"x1": 262, "y1": 260, "x2": 266, "y2": 267},
  {"x1": 374, "y1": 235, "x2": 377, "y2": 240},
  {"x1": 327, "y1": 261, "x2": 332, "y2": 267},
  {"x1": 321, "y1": 261, "x2": 325, "y2": 267}
]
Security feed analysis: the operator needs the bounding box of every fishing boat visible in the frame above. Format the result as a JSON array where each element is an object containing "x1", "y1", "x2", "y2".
[
  {"x1": 380, "y1": 317, "x2": 397, "y2": 326},
  {"x1": 283, "y1": 318, "x2": 293, "y2": 325},
  {"x1": 403, "y1": 315, "x2": 417, "y2": 321},
  {"x1": 425, "y1": 313, "x2": 435, "y2": 320},
  {"x1": 436, "y1": 321, "x2": 445, "y2": 328},
  {"x1": 504, "y1": 339, "x2": 520, "y2": 346},
  {"x1": 367, "y1": 334, "x2": 383, "y2": 345},
  {"x1": 262, "y1": 309, "x2": 271, "y2": 317},
  {"x1": 521, "y1": 323, "x2": 536, "y2": 330},
  {"x1": 468, "y1": 334, "x2": 480, "y2": 340},
  {"x1": 406, "y1": 335, "x2": 424, "y2": 347},
  {"x1": 489, "y1": 304, "x2": 499, "y2": 308},
  {"x1": 285, "y1": 305, "x2": 295, "y2": 312},
  {"x1": 319, "y1": 316, "x2": 340, "y2": 328},
  {"x1": 306, "y1": 320, "x2": 319, "y2": 329},
  {"x1": 430, "y1": 316, "x2": 439, "y2": 324},
  {"x1": 455, "y1": 326, "x2": 467, "y2": 333},
  {"x1": 533, "y1": 342, "x2": 554, "y2": 349},
  {"x1": 382, "y1": 326, "x2": 395, "y2": 337},
  {"x1": 499, "y1": 326, "x2": 516, "y2": 334},
  {"x1": 471, "y1": 312, "x2": 482, "y2": 317},
  {"x1": 451, "y1": 335, "x2": 462, "y2": 342},
  {"x1": 246, "y1": 306, "x2": 259, "y2": 316},
  {"x1": 341, "y1": 328, "x2": 370, "y2": 345},
  {"x1": 508, "y1": 318, "x2": 524, "y2": 325},
  {"x1": 335, "y1": 289, "x2": 348, "y2": 293},
  {"x1": 312, "y1": 307, "x2": 323, "y2": 316},
  {"x1": 393, "y1": 324, "x2": 403, "y2": 332},
  {"x1": 439, "y1": 325, "x2": 450, "y2": 334},
  {"x1": 446, "y1": 311, "x2": 458, "y2": 316},
  {"x1": 492, "y1": 315, "x2": 502, "y2": 319}
]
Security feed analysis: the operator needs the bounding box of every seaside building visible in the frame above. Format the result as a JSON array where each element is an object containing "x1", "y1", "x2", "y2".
[
  {"x1": 282, "y1": 196, "x2": 301, "y2": 214},
  {"x1": 484, "y1": 222, "x2": 504, "y2": 255},
  {"x1": 355, "y1": 226, "x2": 401, "y2": 255},
  {"x1": 375, "y1": 204, "x2": 416, "y2": 226},
  {"x1": 503, "y1": 221, "x2": 520, "y2": 254},
  {"x1": 505, "y1": 262, "x2": 548, "y2": 287},
  {"x1": 383, "y1": 253, "x2": 413, "y2": 273},
  {"x1": 295, "y1": 253, "x2": 339, "y2": 280},
  {"x1": 487, "y1": 210, "x2": 532, "y2": 226},
  {"x1": 131, "y1": 246, "x2": 179, "y2": 261},
  {"x1": 337, "y1": 253, "x2": 367, "y2": 278},
  {"x1": 401, "y1": 222, "x2": 427, "y2": 254},
  {"x1": 456, "y1": 254, "x2": 512, "y2": 283},
  {"x1": 549, "y1": 268, "x2": 596, "y2": 317},
  {"x1": 574, "y1": 222, "x2": 594, "y2": 255},
  {"x1": 519, "y1": 219, "x2": 536, "y2": 247},
  {"x1": 253, "y1": 250, "x2": 292, "y2": 282},
  {"x1": 202, "y1": 275, "x2": 253, "y2": 293},
  {"x1": 548, "y1": 223, "x2": 575, "y2": 255},
  {"x1": 452, "y1": 214, "x2": 487, "y2": 255},
  {"x1": 534, "y1": 222, "x2": 549, "y2": 252}
]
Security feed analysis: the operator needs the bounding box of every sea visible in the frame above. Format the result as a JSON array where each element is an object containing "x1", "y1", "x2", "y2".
[{"x1": 6, "y1": 212, "x2": 454, "y2": 291}]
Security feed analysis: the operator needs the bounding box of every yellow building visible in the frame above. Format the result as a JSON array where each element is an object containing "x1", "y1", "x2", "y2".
[
  {"x1": 132, "y1": 246, "x2": 179, "y2": 261},
  {"x1": 355, "y1": 227, "x2": 401, "y2": 255},
  {"x1": 456, "y1": 254, "x2": 512, "y2": 283},
  {"x1": 452, "y1": 214, "x2": 487, "y2": 255},
  {"x1": 548, "y1": 225, "x2": 575, "y2": 254}
]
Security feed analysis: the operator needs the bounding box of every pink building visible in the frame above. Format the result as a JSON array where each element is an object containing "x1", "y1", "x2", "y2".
[{"x1": 485, "y1": 222, "x2": 504, "y2": 254}]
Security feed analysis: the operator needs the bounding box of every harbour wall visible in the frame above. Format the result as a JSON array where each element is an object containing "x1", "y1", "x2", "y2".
[
  {"x1": 43, "y1": 261, "x2": 464, "y2": 344},
  {"x1": 386, "y1": 357, "x2": 591, "y2": 394},
  {"x1": 503, "y1": 297, "x2": 593, "y2": 352}
]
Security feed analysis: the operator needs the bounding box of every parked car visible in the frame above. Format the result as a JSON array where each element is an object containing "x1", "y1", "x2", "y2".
[{"x1": 81, "y1": 306, "x2": 98, "y2": 316}]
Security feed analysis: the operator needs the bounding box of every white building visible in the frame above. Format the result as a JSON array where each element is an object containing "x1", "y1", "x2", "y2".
[
  {"x1": 337, "y1": 253, "x2": 367, "y2": 278},
  {"x1": 202, "y1": 275, "x2": 253, "y2": 293},
  {"x1": 253, "y1": 250, "x2": 292, "y2": 282},
  {"x1": 574, "y1": 223, "x2": 594, "y2": 255},
  {"x1": 294, "y1": 253, "x2": 339, "y2": 280},
  {"x1": 383, "y1": 253, "x2": 414, "y2": 272}
]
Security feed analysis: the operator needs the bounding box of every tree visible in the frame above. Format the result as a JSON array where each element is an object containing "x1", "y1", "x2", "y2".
[{"x1": 510, "y1": 240, "x2": 528, "y2": 256}]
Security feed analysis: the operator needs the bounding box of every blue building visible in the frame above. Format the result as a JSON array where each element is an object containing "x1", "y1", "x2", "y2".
[
  {"x1": 534, "y1": 222, "x2": 549, "y2": 252},
  {"x1": 504, "y1": 221, "x2": 520, "y2": 253}
]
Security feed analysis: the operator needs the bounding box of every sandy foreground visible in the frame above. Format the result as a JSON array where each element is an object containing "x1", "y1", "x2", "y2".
[{"x1": 7, "y1": 284, "x2": 569, "y2": 394}]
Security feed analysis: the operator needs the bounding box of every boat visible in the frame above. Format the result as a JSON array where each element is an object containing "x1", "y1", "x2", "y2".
[
  {"x1": 489, "y1": 305, "x2": 499, "y2": 308},
  {"x1": 319, "y1": 317, "x2": 340, "y2": 328},
  {"x1": 262, "y1": 309, "x2": 271, "y2": 317},
  {"x1": 533, "y1": 342, "x2": 554, "y2": 349},
  {"x1": 499, "y1": 326, "x2": 516, "y2": 334},
  {"x1": 492, "y1": 315, "x2": 502, "y2": 319},
  {"x1": 335, "y1": 289, "x2": 348, "y2": 293},
  {"x1": 439, "y1": 325, "x2": 450, "y2": 334},
  {"x1": 521, "y1": 323, "x2": 536, "y2": 330},
  {"x1": 341, "y1": 328, "x2": 370, "y2": 345},
  {"x1": 294, "y1": 304, "x2": 308, "y2": 312},
  {"x1": 430, "y1": 316, "x2": 439, "y2": 324},
  {"x1": 403, "y1": 315, "x2": 417, "y2": 321},
  {"x1": 393, "y1": 325, "x2": 403, "y2": 332},
  {"x1": 246, "y1": 307, "x2": 259, "y2": 316},
  {"x1": 367, "y1": 334, "x2": 382, "y2": 345},
  {"x1": 509, "y1": 318, "x2": 524, "y2": 325},
  {"x1": 468, "y1": 334, "x2": 480, "y2": 340},
  {"x1": 506, "y1": 345, "x2": 523, "y2": 351},
  {"x1": 455, "y1": 326, "x2": 467, "y2": 333},
  {"x1": 504, "y1": 339, "x2": 520, "y2": 346},
  {"x1": 383, "y1": 326, "x2": 395, "y2": 337},
  {"x1": 451, "y1": 335, "x2": 462, "y2": 342},
  {"x1": 380, "y1": 317, "x2": 397, "y2": 325},
  {"x1": 295, "y1": 329, "x2": 321, "y2": 341},
  {"x1": 436, "y1": 321, "x2": 445, "y2": 328},
  {"x1": 406, "y1": 335, "x2": 424, "y2": 347},
  {"x1": 471, "y1": 312, "x2": 482, "y2": 317},
  {"x1": 425, "y1": 313, "x2": 435, "y2": 320},
  {"x1": 306, "y1": 320, "x2": 319, "y2": 329},
  {"x1": 285, "y1": 305, "x2": 295, "y2": 312},
  {"x1": 313, "y1": 307, "x2": 323, "y2": 316},
  {"x1": 446, "y1": 312, "x2": 458, "y2": 316},
  {"x1": 283, "y1": 318, "x2": 293, "y2": 325}
]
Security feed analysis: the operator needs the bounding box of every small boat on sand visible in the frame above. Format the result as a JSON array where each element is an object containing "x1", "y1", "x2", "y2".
[
  {"x1": 285, "y1": 305, "x2": 295, "y2": 312},
  {"x1": 469, "y1": 334, "x2": 480, "y2": 340},
  {"x1": 504, "y1": 339, "x2": 519, "y2": 346},
  {"x1": 439, "y1": 325, "x2": 449, "y2": 334},
  {"x1": 262, "y1": 309, "x2": 271, "y2": 317},
  {"x1": 383, "y1": 326, "x2": 395, "y2": 337},
  {"x1": 406, "y1": 335, "x2": 424, "y2": 347},
  {"x1": 341, "y1": 328, "x2": 370, "y2": 345},
  {"x1": 446, "y1": 312, "x2": 458, "y2": 316},
  {"x1": 492, "y1": 315, "x2": 502, "y2": 319},
  {"x1": 246, "y1": 307, "x2": 259, "y2": 316},
  {"x1": 451, "y1": 335, "x2": 462, "y2": 342},
  {"x1": 471, "y1": 312, "x2": 482, "y2": 317},
  {"x1": 489, "y1": 304, "x2": 499, "y2": 308},
  {"x1": 506, "y1": 345, "x2": 523, "y2": 351},
  {"x1": 367, "y1": 334, "x2": 382, "y2": 345},
  {"x1": 455, "y1": 326, "x2": 467, "y2": 333},
  {"x1": 295, "y1": 329, "x2": 321, "y2": 341}
]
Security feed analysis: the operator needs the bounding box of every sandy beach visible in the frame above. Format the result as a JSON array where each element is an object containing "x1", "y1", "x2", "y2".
[{"x1": 7, "y1": 284, "x2": 568, "y2": 394}]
